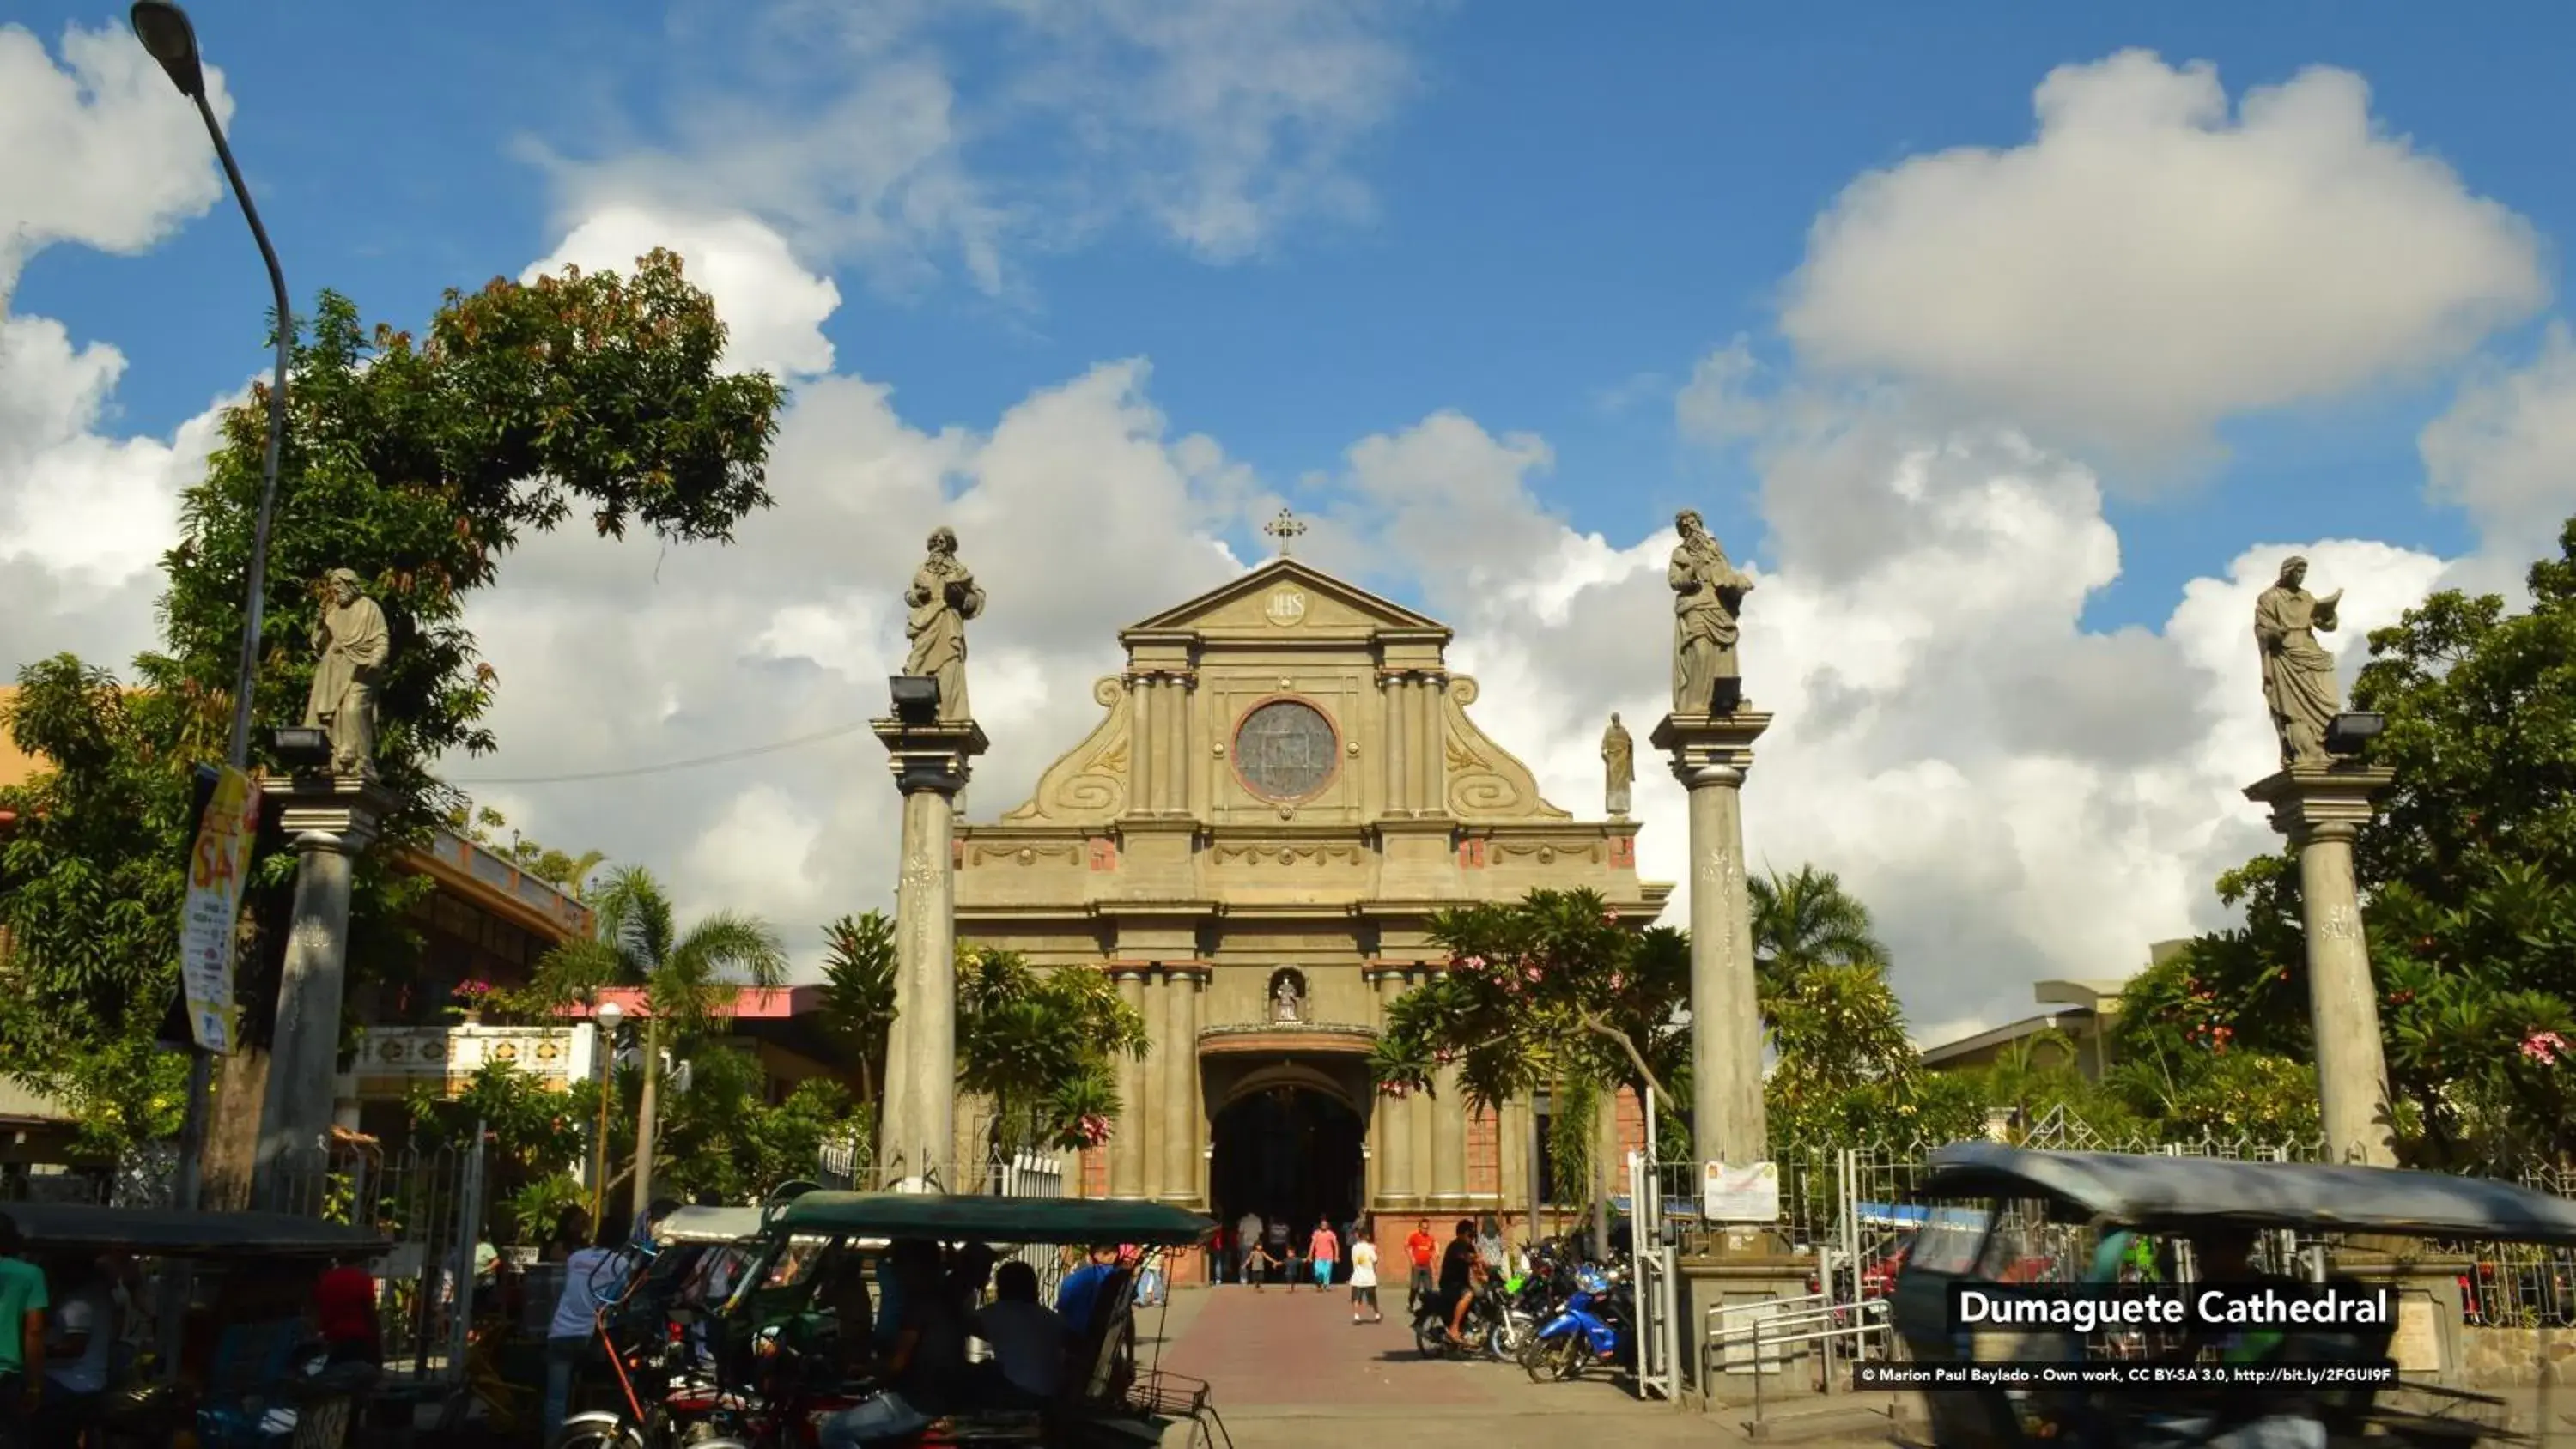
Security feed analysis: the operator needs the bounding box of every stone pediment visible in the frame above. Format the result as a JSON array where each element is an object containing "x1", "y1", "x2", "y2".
[{"x1": 1121, "y1": 558, "x2": 1450, "y2": 642}]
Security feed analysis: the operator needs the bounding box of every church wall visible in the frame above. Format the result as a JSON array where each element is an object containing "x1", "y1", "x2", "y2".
[{"x1": 951, "y1": 558, "x2": 1671, "y2": 1243}]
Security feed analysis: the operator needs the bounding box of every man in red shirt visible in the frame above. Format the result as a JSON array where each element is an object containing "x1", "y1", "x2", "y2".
[
  {"x1": 1404, "y1": 1220, "x2": 1437, "y2": 1313},
  {"x1": 313, "y1": 1251, "x2": 381, "y2": 1367}
]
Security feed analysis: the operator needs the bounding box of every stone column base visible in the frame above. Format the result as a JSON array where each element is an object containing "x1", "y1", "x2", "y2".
[
  {"x1": 1680, "y1": 1247, "x2": 1819, "y2": 1409},
  {"x1": 2329, "y1": 1239, "x2": 2472, "y2": 1384}
]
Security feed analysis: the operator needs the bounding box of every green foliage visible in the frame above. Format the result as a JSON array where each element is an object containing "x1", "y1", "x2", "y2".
[
  {"x1": 954, "y1": 946, "x2": 1149, "y2": 1152},
  {"x1": 1372, "y1": 888, "x2": 1688, "y2": 1113},
  {"x1": 0, "y1": 659, "x2": 197, "y2": 1150},
  {"x1": 405, "y1": 1059, "x2": 589, "y2": 1236},
  {"x1": 509, "y1": 1173, "x2": 590, "y2": 1245},
  {"x1": 647, "y1": 1053, "x2": 868, "y2": 1203},
  {"x1": 0, "y1": 250, "x2": 782, "y2": 1144},
  {"x1": 2120, "y1": 519, "x2": 2576, "y2": 1172},
  {"x1": 817, "y1": 912, "x2": 897, "y2": 1131}
]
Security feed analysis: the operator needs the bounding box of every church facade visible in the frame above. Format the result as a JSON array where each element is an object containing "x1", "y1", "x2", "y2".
[{"x1": 956, "y1": 557, "x2": 1669, "y2": 1246}]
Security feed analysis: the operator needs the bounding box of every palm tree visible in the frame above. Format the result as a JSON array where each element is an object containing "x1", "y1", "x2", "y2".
[
  {"x1": 527, "y1": 864, "x2": 787, "y2": 1211},
  {"x1": 1748, "y1": 864, "x2": 1889, "y2": 1003},
  {"x1": 817, "y1": 912, "x2": 899, "y2": 1137}
]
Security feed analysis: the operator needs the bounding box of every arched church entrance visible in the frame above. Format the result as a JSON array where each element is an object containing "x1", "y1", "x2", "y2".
[{"x1": 1209, "y1": 1083, "x2": 1365, "y2": 1246}]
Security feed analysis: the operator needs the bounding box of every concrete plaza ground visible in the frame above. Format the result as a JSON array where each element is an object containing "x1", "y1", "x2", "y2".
[{"x1": 1141, "y1": 1284, "x2": 1897, "y2": 1448}]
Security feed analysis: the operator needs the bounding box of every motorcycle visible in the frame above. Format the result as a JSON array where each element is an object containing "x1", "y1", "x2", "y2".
[
  {"x1": 1519, "y1": 1265, "x2": 1634, "y2": 1383},
  {"x1": 1412, "y1": 1271, "x2": 1518, "y2": 1361}
]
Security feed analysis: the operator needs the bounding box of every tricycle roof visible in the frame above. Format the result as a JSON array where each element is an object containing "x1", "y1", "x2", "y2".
[
  {"x1": 0, "y1": 1203, "x2": 390, "y2": 1258},
  {"x1": 655, "y1": 1204, "x2": 875, "y2": 1247},
  {"x1": 1923, "y1": 1142, "x2": 2576, "y2": 1246},
  {"x1": 771, "y1": 1191, "x2": 1216, "y2": 1246}
]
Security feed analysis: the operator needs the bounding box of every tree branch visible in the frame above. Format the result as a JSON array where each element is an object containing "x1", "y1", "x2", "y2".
[{"x1": 1577, "y1": 1009, "x2": 1672, "y2": 1103}]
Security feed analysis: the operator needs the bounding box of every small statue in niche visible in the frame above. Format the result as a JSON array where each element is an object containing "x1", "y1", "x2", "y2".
[{"x1": 1271, "y1": 973, "x2": 1305, "y2": 1023}]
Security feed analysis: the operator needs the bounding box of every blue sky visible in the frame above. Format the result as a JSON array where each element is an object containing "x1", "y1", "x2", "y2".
[
  {"x1": 11, "y1": 3, "x2": 2575, "y2": 1028},
  {"x1": 15, "y1": 2, "x2": 2563, "y2": 627}
]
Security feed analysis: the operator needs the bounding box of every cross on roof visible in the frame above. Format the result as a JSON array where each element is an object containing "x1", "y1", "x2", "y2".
[{"x1": 1263, "y1": 506, "x2": 1308, "y2": 556}]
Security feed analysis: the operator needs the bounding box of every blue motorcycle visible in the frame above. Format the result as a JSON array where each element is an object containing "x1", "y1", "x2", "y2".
[{"x1": 1518, "y1": 1264, "x2": 1633, "y2": 1383}]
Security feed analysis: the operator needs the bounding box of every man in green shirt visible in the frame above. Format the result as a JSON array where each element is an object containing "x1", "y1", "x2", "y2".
[{"x1": 0, "y1": 1210, "x2": 50, "y2": 1428}]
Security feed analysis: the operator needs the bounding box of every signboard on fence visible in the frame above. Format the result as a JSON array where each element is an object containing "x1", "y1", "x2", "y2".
[
  {"x1": 179, "y1": 764, "x2": 258, "y2": 1053},
  {"x1": 1701, "y1": 1161, "x2": 1781, "y2": 1222}
]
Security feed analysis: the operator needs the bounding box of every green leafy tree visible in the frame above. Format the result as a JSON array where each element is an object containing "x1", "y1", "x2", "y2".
[
  {"x1": 2127, "y1": 519, "x2": 2576, "y2": 1172},
  {"x1": 1749, "y1": 864, "x2": 1890, "y2": 998},
  {"x1": 406, "y1": 1059, "x2": 590, "y2": 1239},
  {"x1": 0, "y1": 250, "x2": 783, "y2": 1171},
  {"x1": 817, "y1": 912, "x2": 899, "y2": 1139},
  {"x1": 517, "y1": 865, "x2": 788, "y2": 1201},
  {"x1": 954, "y1": 946, "x2": 1149, "y2": 1153},
  {"x1": 0, "y1": 662, "x2": 198, "y2": 1151}
]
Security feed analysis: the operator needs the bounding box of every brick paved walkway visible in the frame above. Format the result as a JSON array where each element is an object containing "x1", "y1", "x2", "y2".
[{"x1": 1157, "y1": 1282, "x2": 1485, "y2": 1407}]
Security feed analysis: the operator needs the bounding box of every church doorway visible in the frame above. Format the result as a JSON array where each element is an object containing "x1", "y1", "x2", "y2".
[{"x1": 1209, "y1": 1084, "x2": 1365, "y2": 1245}]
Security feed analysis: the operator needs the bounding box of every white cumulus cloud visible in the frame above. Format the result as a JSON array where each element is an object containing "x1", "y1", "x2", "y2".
[
  {"x1": 1781, "y1": 50, "x2": 2547, "y2": 466},
  {"x1": 525, "y1": 207, "x2": 843, "y2": 379}
]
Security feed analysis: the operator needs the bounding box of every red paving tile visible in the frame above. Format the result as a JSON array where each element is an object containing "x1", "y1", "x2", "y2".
[{"x1": 1157, "y1": 1285, "x2": 1489, "y2": 1408}]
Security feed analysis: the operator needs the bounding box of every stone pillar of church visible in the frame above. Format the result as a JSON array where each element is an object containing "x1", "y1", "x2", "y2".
[
  {"x1": 1160, "y1": 967, "x2": 1201, "y2": 1203},
  {"x1": 1376, "y1": 969, "x2": 1416, "y2": 1204},
  {"x1": 1127, "y1": 674, "x2": 1156, "y2": 814},
  {"x1": 1166, "y1": 674, "x2": 1193, "y2": 814},
  {"x1": 1418, "y1": 672, "x2": 1448, "y2": 815},
  {"x1": 1391, "y1": 674, "x2": 1412, "y2": 818},
  {"x1": 1431, "y1": 965, "x2": 1468, "y2": 1203},
  {"x1": 1110, "y1": 967, "x2": 1150, "y2": 1197}
]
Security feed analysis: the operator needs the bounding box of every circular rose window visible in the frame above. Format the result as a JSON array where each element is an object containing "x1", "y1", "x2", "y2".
[{"x1": 1233, "y1": 699, "x2": 1339, "y2": 801}]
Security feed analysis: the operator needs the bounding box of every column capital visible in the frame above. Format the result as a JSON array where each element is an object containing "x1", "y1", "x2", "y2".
[
  {"x1": 873, "y1": 716, "x2": 989, "y2": 797},
  {"x1": 1160, "y1": 962, "x2": 1212, "y2": 984},
  {"x1": 1109, "y1": 965, "x2": 1153, "y2": 984},
  {"x1": 2243, "y1": 763, "x2": 2396, "y2": 846},
  {"x1": 263, "y1": 773, "x2": 399, "y2": 853},
  {"x1": 1650, "y1": 712, "x2": 1771, "y2": 786}
]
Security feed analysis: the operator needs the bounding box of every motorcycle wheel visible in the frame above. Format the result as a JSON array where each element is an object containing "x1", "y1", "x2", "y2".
[
  {"x1": 1518, "y1": 1333, "x2": 1560, "y2": 1383},
  {"x1": 1553, "y1": 1333, "x2": 1589, "y2": 1382},
  {"x1": 1414, "y1": 1317, "x2": 1449, "y2": 1360},
  {"x1": 1497, "y1": 1308, "x2": 1540, "y2": 1360},
  {"x1": 550, "y1": 1412, "x2": 650, "y2": 1449}
]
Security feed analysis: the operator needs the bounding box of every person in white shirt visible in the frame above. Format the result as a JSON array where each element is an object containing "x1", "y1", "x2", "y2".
[
  {"x1": 971, "y1": 1262, "x2": 1062, "y2": 1409},
  {"x1": 1346, "y1": 1234, "x2": 1382, "y2": 1325},
  {"x1": 544, "y1": 1222, "x2": 629, "y2": 1440},
  {"x1": 37, "y1": 1256, "x2": 117, "y2": 1446}
]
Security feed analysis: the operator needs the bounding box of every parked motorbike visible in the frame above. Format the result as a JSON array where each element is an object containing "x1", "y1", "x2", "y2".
[
  {"x1": 1412, "y1": 1271, "x2": 1518, "y2": 1361},
  {"x1": 1519, "y1": 1264, "x2": 1635, "y2": 1383}
]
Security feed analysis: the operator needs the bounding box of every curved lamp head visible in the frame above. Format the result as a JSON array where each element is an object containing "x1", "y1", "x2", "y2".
[{"x1": 130, "y1": 1, "x2": 207, "y2": 101}]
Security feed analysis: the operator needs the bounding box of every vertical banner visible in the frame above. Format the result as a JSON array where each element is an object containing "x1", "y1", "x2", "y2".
[{"x1": 179, "y1": 764, "x2": 258, "y2": 1052}]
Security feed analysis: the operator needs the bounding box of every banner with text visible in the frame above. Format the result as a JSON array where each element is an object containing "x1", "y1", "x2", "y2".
[
  {"x1": 179, "y1": 764, "x2": 258, "y2": 1053},
  {"x1": 1702, "y1": 1161, "x2": 1781, "y2": 1222}
]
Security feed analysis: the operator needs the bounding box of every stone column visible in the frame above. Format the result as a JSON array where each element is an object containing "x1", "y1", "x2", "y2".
[
  {"x1": 1651, "y1": 712, "x2": 1773, "y2": 1171},
  {"x1": 1127, "y1": 673, "x2": 1157, "y2": 814},
  {"x1": 1382, "y1": 673, "x2": 1409, "y2": 815},
  {"x1": 2245, "y1": 764, "x2": 2401, "y2": 1167},
  {"x1": 1419, "y1": 673, "x2": 1449, "y2": 815},
  {"x1": 873, "y1": 688, "x2": 987, "y2": 1190},
  {"x1": 1165, "y1": 676, "x2": 1192, "y2": 815},
  {"x1": 1160, "y1": 967, "x2": 1201, "y2": 1203},
  {"x1": 1376, "y1": 969, "x2": 1416, "y2": 1204},
  {"x1": 1431, "y1": 969, "x2": 1468, "y2": 1203},
  {"x1": 253, "y1": 774, "x2": 398, "y2": 1209},
  {"x1": 1110, "y1": 968, "x2": 1150, "y2": 1197}
]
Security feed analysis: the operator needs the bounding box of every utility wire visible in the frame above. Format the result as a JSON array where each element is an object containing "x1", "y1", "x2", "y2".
[{"x1": 446, "y1": 718, "x2": 878, "y2": 785}]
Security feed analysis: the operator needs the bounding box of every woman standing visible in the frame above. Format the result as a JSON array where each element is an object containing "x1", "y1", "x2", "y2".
[{"x1": 1346, "y1": 1233, "x2": 1382, "y2": 1325}]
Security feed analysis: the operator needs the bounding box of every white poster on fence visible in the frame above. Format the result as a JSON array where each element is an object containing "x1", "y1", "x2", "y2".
[
  {"x1": 179, "y1": 764, "x2": 258, "y2": 1053},
  {"x1": 1702, "y1": 1161, "x2": 1780, "y2": 1222}
]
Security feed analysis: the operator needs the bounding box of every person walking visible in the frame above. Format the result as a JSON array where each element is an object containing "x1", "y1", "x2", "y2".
[
  {"x1": 1306, "y1": 1220, "x2": 1339, "y2": 1294},
  {"x1": 1234, "y1": 1211, "x2": 1261, "y2": 1286},
  {"x1": 544, "y1": 1219, "x2": 628, "y2": 1440},
  {"x1": 1347, "y1": 1233, "x2": 1382, "y2": 1325}
]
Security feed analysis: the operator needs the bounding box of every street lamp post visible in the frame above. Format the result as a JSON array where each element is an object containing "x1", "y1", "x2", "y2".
[
  {"x1": 130, "y1": 0, "x2": 295, "y2": 1220},
  {"x1": 589, "y1": 1000, "x2": 624, "y2": 1228}
]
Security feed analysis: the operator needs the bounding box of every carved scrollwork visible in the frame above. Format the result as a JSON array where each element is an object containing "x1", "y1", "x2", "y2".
[
  {"x1": 1439, "y1": 675, "x2": 1571, "y2": 822},
  {"x1": 1000, "y1": 676, "x2": 1131, "y2": 823},
  {"x1": 1212, "y1": 843, "x2": 1364, "y2": 867}
]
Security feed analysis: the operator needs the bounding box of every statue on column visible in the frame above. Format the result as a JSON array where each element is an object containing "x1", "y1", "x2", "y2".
[
  {"x1": 1669, "y1": 508, "x2": 1754, "y2": 715},
  {"x1": 903, "y1": 526, "x2": 986, "y2": 722},
  {"x1": 1601, "y1": 712, "x2": 1634, "y2": 816},
  {"x1": 2255, "y1": 555, "x2": 2345, "y2": 769},
  {"x1": 303, "y1": 567, "x2": 390, "y2": 775}
]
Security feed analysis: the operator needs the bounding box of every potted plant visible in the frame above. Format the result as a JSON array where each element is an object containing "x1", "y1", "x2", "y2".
[{"x1": 452, "y1": 978, "x2": 497, "y2": 1026}]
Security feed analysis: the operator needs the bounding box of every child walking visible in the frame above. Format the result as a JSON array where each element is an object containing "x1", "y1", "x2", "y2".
[{"x1": 1347, "y1": 1234, "x2": 1382, "y2": 1325}]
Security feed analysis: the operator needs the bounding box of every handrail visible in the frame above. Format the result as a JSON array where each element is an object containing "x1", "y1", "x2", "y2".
[
  {"x1": 1748, "y1": 1307, "x2": 1894, "y2": 1427},
  {"x1": 1701, "y1": 1295, "x2": 1891, "y2": 1405}
]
